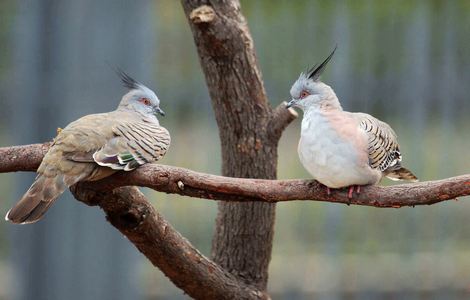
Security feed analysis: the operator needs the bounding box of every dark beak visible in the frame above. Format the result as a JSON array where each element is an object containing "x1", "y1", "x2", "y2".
[
  {"x1": 155, "y1": 107, "x2": 165, "y2": 116},
  {"x1": 286, "y1": 99, "x2": 296, "y2": 109}
]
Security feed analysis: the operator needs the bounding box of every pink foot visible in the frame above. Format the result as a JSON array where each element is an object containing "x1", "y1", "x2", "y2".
[
  {"x1": 347, "y1": 185, "x2": 362, "y2": 199},
  {"x1": 347, "y1": 186, "x2": 354, "y2": 199}
]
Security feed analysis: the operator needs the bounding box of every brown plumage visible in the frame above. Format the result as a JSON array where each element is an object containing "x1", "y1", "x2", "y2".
[
  {"x1": 6, "y1": 71, "x2": 170, "y2": 224},
  {"x1": 6, "y1": 111, "x2": 170, "y2": 224}
]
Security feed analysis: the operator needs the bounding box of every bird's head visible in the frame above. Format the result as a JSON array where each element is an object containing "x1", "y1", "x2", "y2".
[
  {"x1": 286, "y1": 47, "x2": 341, "y2": 112},
  {"x1": 117, "y1": 69, "x2": 165, "y2": 117}
]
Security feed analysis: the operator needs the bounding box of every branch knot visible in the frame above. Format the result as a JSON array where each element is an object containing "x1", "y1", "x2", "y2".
[{"x1": 189, "y1": 5, "x2": 216, "y2": 24}]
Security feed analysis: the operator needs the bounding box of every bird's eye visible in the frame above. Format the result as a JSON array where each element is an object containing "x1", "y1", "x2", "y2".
[
  {"x1": 299, "y1": 90, "x2": 310, "y2": 99},
  {"x1": 139, "y1": 98, "x2": 151, "y2": 106}
]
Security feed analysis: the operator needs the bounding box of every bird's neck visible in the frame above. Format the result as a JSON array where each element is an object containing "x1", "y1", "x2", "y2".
[
  {"x1": 305, "y1": 98, "x2": 343, "y2": 116},
  {"x1": 117, "y1": 103, "x2": 132, "y2": 112},
  {"x1": 320, "y1": 101, "x2": 342, "y2": 112},
  {"x1": 321, "y1": 92, "x2": 343, "y2": 111},
  {"x1": 116, "y1": 106, "x2": 160, "y2": 125}
]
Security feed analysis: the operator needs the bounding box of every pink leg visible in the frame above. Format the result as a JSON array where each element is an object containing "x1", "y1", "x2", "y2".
[
  {"x1": 348, "y1": 186, "x2": 354, "y2": 199},
  {"x1": 356, "y1": 185, "x2": 361, "y2": 194},
  {"x1": 326, "y1": 187, "x2": 331, "y2": 196}
]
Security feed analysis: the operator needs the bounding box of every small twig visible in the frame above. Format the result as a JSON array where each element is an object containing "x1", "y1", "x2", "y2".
[{"x1": 267, "y1": 102, "x2": 298, "y2": 141}]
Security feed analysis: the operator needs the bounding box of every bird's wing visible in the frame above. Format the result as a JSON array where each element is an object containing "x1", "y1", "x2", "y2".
[
  {"x1": 92, "y1": 121, "x2": 171, "y2": 171},
  {"x1": 42, "y1": 113, "x2": 114, "y2": 177},
  {"x1": 357, "y1": 114, "x2": 402, "y2": 172}
]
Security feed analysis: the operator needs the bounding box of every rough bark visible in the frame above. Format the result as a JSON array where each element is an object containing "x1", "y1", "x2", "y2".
[
  {"x1": 2, "y1": 143, "x2": 469, "y2": 207},
  {"x1": 2, "y1": 144, "x2": 470, "y2": 299},
  {"x1": 181, "y1": 0, "x2": 296, "y2": 289},
  {"x1": 2, "y1": 147, "x2": 268, "y2": 300},
  {"x1": 68, "y1": 184, "x2": 268, "y2": 300},
  {"x1": 3, "y1": 1, "x2": 464, "y2": 299}
]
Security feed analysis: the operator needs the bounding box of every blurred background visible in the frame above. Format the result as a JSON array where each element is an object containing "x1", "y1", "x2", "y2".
[{"x1": 0, "y1": 0, "x2": 469, "y2": 299}]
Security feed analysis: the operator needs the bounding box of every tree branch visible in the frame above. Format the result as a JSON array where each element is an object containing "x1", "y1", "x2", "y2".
[
  {"x1": 69, "y1": 184, "x2": 268, "y2": 300},
  {"x1": 0, "y1": 143, "x2": 51, "y2": 172},
  {"x1": 267, "y1": 102, "x2": 298, "y2": 142},
  {"x1": 1, "y1": 143, "x2": 469, "y2": 299},
  {"x1": 1, "y1": 142, "x2": 267, "y2": 300},
  {"x1": 2, "y1": 143, "x2": 469, "y2": 207}
]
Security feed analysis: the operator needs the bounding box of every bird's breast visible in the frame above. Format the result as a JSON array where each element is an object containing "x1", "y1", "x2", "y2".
[{"x1": 298, "y1": 111, "x2": 379, "y2": 188}]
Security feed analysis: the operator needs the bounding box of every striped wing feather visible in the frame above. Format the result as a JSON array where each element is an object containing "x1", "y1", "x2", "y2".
[
  {"x1": 359, "y1": 116, "x2": 401, "y2": 173},
  {"x1": 93, "y1": 121, "x2": 170, "y2": 171}
]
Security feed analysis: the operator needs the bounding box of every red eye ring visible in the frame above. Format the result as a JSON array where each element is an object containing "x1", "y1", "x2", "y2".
[
  {"x1": 139, "y1": 98, "x2": 151, "y2": 106},
  {"x1": 299, "y1": 90, "x2": 310, "y2": 99}
]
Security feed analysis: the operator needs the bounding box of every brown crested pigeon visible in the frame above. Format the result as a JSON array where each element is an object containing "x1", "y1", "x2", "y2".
[
  {"x1": 286, "y1": 48, "x2": 417, "y2": 198},
  {"x1": 6, "y1": 71, "x2": 170, "y2": 224}
]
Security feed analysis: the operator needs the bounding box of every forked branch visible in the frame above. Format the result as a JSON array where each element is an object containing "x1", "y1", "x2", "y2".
[
  {"x1": 2, "y1": 143, "x2": 469, "y2": 207},
  {"x1": 1, "y1": 143, "x2": 469, "y2": 300},
  {"x1": 69, "y1": 184, "x2": 268, "y2": 300},
  {"x1": 1, "y1": 143, "x2": 268, "y2": 300}
]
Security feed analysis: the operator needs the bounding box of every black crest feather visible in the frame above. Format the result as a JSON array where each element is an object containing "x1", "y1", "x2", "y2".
[
  {"x1": 115, "y1": 67, "x2": 140, "y2": 90},
  {"x1": 307, "y1": 45, "x2": 337, "y2": 81}
]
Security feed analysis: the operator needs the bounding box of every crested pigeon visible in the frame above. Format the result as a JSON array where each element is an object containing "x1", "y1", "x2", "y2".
[
  {"x1": 6, "y1": 71, "x2": 170, "y2": 224},
  {"x1": 286, "y1": 48, "x2": 417, "y2": 198}
]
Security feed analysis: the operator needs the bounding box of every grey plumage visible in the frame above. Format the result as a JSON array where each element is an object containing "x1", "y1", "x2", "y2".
[
  {"x1": 6, "y1": 72, "x2": 170, "y2": 224},
  {"x1": 287, "y1": 48, "x2": 417, "y2": 192}
]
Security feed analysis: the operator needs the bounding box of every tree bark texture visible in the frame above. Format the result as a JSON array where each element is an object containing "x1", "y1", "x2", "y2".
[
  {"x1": 69, "y1": 184, "x2": 268, "y2": 300},
  {"x1": 2, "y1": 144, "x2": 469, "y2": 207},
  {"x1": 181, "y1": 0, "x2": 296, "y2": 289},
  {"x1": 5, "y1": 1, "x2": 465, "y2": 299},
  {"x1": 2, "y1": 147, "x2": 269, "y2": 300},
  {"x1": 2, "y1": 145, "x2": 470, "y2": 300}
]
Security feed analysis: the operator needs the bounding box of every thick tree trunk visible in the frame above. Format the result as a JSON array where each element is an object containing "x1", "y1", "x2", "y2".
[{"x1": 181, "y1": 0, "x2": 295, "y2": 290}]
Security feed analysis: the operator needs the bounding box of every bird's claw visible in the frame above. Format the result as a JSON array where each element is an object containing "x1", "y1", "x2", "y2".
[
  {"x1": 347, "y1": 186, "x2": 354, "y2": 199},
  {"x1": 325, "y1": 185, "x2": 361, "y2": 200},
  {"x1": 347, "y1": 185, "x2": 362, "y2": 199}
]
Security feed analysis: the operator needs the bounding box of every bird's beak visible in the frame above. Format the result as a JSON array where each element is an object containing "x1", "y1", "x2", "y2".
[
  {"x1": 286, "y1": 99, "x2": 296, "y2": 109},
  {"x1": 155, "y1": 107, "x2": 165, "y2": 116}
]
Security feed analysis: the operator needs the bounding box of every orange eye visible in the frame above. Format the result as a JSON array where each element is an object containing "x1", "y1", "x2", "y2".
[
  {"x1": 299, "y1": 90, "x2": 310, "y2": 99},
  {"x1": 139, "y1": 98, "x2": 151, "y2": 106}
]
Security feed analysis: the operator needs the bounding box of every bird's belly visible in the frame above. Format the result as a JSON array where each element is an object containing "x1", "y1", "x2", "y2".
[{"x1": 298, "y1": 130, "x2": 377, "y2": 188}]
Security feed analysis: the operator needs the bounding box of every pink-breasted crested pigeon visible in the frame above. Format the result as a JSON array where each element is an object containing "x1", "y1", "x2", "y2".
[{"x1": 286, "y1": 48, "x2": 417, "y2": 198}]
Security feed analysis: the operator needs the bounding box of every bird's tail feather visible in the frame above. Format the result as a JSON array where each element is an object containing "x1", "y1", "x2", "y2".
[
  {"x1": 386, "y1": 167, "x2": 418, "y2": 182},
  {"x1": 6, "y1": 174, "x2": 68, "y2": 224}
]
